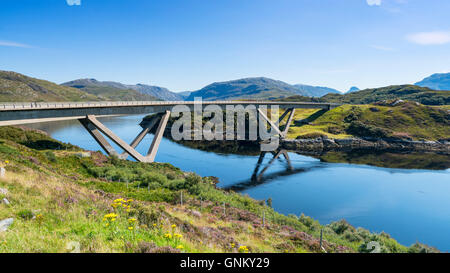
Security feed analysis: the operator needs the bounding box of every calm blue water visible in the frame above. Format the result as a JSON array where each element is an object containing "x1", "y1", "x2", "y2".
[{"x1": 27, "y1": 114, "x2": 450, "y2": 251}]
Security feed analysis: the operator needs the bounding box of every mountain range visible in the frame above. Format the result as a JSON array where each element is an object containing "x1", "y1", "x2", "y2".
[
  {"x1": 62, "y1": 79, "x2": 183, "y2": 101},
  {"x1": 292, "y1": 84, "x2": 341, "y2": 97},
  {"x1": 185, "y1": 77, "x2": 342, "y2": 101},
  {"x1": 415, "y1": 73, "x2": 450, "y2": 91},
  {"x1": 1, "y1": 70, "x2": 450, "y2": 104}
]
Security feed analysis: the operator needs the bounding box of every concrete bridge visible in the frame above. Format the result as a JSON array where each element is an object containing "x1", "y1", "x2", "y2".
[{"x1": 0, "y1": 100, "x2": 338, "y2": 163}]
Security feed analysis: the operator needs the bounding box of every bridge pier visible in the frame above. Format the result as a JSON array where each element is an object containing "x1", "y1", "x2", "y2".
[
  {"x1": 258, "y1": 107, "x2": 296, "y2": 139},
  {"x1": 118, "y1": 116, "x2": 160, "y2": 159},
  {"x1": 78, "y1": 111, "x2": 170, "y2": 163},
  {"x1": 79, "y1": 117, "x2": 119, "y2": 157},
  {"x1": 146, "y1": 110, "x2": 171, "y2": 162}
]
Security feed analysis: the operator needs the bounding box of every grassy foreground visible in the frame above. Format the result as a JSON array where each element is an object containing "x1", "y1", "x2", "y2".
[{"x1": 0, "y1": 126, "x2": 438, "y2": 253}]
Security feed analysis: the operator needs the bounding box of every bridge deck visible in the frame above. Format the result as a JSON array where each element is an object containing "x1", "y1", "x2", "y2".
[{"x1": 0, "y1": 100, "x2": 339, "y2": 126}]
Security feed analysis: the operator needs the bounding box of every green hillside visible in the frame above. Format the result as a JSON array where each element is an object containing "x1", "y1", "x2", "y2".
[
  {"x1": 322, "y1": 85, "x2": 450, "y2": 105},
  {"x1": 0, "y1": 71, "x2": 159, "y2": 102},
  {"x1": 279, "y1": 85, "x2": 450, "y2": 106},
  {"x1": 0, "y1": 71, "x2": 100, "y2": 102},
  {"x1": 283, "y1": 101, "x2": 450, "y2": 141},
  {"x1": 0, "y1": 126, "x2": 436, "y2": 253}
]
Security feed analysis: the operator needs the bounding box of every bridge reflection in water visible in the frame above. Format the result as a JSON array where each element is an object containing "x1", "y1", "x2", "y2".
[{"x1": 224, "y1": 149, "x2": 323, "y2": 192}]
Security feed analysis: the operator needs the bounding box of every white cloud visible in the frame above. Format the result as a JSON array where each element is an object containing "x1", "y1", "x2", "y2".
[
  {"x1": 367, "y1": 0, "x2": 382, "y2": 6},
  {"x1": 66, "y1": 0, "x2": 81, "y2": 6},
  {"x1": 407, "y1": 31, "x2": 450, "y2": 45},
  {"x1": 0, "y1": 40, "x2": 32, "y2": 48}
]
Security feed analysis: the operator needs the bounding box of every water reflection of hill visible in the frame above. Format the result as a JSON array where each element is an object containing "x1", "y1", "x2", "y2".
[
  {"x1": 317, "y1": 150, "x2": 450, "y2": 170},
  {"x1": 172, "y1": 139, "x2": 449, "y2": 170}
]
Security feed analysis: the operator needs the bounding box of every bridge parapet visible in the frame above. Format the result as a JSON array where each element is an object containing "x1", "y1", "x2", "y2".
[{"x1": 0, "y1": 100, "x2": 339, "y2": 111}]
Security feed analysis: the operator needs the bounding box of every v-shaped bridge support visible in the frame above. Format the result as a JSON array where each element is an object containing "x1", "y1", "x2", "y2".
[
  {"x1": 78, "y1": 111, "x2": 171, "y2": 163},
  {"x1": 257, "y1": 108, "x2": 296, "y2": 138}
]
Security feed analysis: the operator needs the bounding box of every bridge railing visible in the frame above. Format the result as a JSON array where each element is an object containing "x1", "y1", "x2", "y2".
[
  {"x1": 0, "y1": 101, "x2": 181, "y2": 110},
  {"x1": 0, "y1": 100, "x2": 336, "y2": 110}
]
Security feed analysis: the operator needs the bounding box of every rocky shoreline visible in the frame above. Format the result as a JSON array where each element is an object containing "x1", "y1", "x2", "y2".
[
  {"x1": 281, "y1": 137, "x2": 450, "y2": 155},
  {"x1": 146, "y1": 119, "x2": 450, "y2": 155}
]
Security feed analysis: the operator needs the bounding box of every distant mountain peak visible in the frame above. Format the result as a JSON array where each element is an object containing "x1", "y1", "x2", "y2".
[
  {"x1": 185, "y1": 77, "x2": 341, "y2": 101},
  {"x1": 347, "y1": 86, "x2": 360, "y2": 93},
  {"x1": 293, "y1": 83, "x2": 341, "y2": 97},
  {"x1": 186, "y1": 77, "x2": 301, "y2": 101},
  {"x1": 415, "y1": 73, "x2": 450, "y2": 91}
]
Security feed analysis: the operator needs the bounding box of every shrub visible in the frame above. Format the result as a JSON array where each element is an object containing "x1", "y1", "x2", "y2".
[
  {"x1": 164, "y1": 179, "x2": 184, "y2": 191},
  {"x1": 146, "y1": 182, "x2": 161, "y2": 190},
  {"x1": 17, "y1": 209, "x2": 34, "y2": 220},
  {"x1": 327, "y1": 126, "x2": 344, "y2": 135},
  {"x1": 343, "y1": 230, "x2": 362, "y2": 242},
  {"x1": 328, "y1": 219, "x2": 355, "y2": 235},
  {"x1": 185, "y1": 174, "x2": 201, "y2": 188},
  {"x1": 296, "y1": 132, "x2": 327, "y2": 139},
  {"x1": 45, "y1": 151, "x2": 57, "y2": 163},
  {"x1": 299, "y1": 214, "x2": 314, "y2": 228},
  {"x1": 343, "y1": 107, "x2": 363, "y2": 123},
  {"x1": 346, "y1": 121, "x2": 391, "y2": 138},
  {"x1": 142, "y1": 173, "x2": 168, "y2": 186},
  {"x1": 166, "y1": 173, "x2": 175, "y2": 180}
]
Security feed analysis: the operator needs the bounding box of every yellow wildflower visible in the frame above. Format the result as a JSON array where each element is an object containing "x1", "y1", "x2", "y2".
[
  {"x1": 128, "y1": 226, "x2": 134, "y2": 230},
  {"x1": 238, "y1": 245, "x2": 249, "y2": 253},
  {"x1": 176, "y1": 245, "x2": 184, "y2": 250},
  {"x1": 103, "y1": 213, "x2": 118, "y2": 219},
  {"x1": 103, "y1": 213, "x2": 118, "y2": 224},
  {"x1": 164, "y1": 233, "x2": 172, "y2": 239},
  {"x1": 231, "y1": 243, "x2": 235, "y2": 248},
  {"x1": 174, "y1": 233, "x2": 183, "y2": 239},
  {"x1": 4, "y1": 161, "x2": 9, "y2": 164},
  {"x1": 128, "y1": 218, "x2": 137, "y2": 224},
  {"x1": 171, "y1": 224, "x2": 176, "y2": 229}
]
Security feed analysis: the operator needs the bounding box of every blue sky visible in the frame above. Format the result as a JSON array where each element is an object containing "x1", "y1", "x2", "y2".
[{"x1": 1, "y1": 0, "x2": 449, "y2": 92}]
